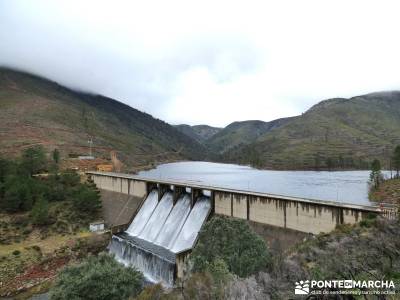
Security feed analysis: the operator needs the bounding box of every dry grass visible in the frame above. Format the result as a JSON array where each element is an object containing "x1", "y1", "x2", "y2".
[{"x1": 369, "y1": 178, "x2": 400, "y2": 205}]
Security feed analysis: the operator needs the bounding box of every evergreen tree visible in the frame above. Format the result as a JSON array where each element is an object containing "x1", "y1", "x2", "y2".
[
  {"x1": 72, "y1": 184, "x2": 101, "y2": 213},
  {"x1": 0, "y1": 158, "x2": 13, "y2": 183},
  {"x1": 52, "y1": 148, "x2": 60, "y2": 164},
  {"x1": 31, "y1": 195, "x2": 49, "y2": 225},
  {"x1": 20, "y1": 146, "x2": 47, "y2": 176},
  {"x1": 370, "y1": 159, "x2": 383, "y2": 189},
  {"x1": 2, "y1": 176, "x2": 34, "y2": 212},
  {"x1": 326, "y1": 157, "x2": 335, "y2": 170}
]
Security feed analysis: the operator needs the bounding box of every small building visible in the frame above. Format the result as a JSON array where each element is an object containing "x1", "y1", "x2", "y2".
[
  {"x1": 89, "y1": 220, "x2": 105, "y2": 232},
  {"x1": 97, "y1": 164, "x2": 113, "y2": 172},
  {"x1": 78, "y1": 155, "x2": 95, "y2": 160}
]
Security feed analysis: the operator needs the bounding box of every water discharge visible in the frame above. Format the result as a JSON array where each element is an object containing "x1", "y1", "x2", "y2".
[
  {"x1": 109, "y1": 189, "x2": 211, "y2": 286},
  {"x1": 126, "y1": 189, "x2": 158, "y2": 236},
  {"x1": 155, "y1": 194, "x2": 191, "y2": 248},
  {"x1": 109, "y1": 235, "x2": 175, "y2": 284},
  {"x1": 170, "y1": 196, "x2": 211, "y2": 253},
  {"x1": 139, "y1": 192, "x2": 174, "y2": 242}
]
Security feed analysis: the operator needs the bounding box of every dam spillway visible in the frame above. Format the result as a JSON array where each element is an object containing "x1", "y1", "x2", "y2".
[{"x1": 109, "y1": 189, "x2": 211, "y2": 285}]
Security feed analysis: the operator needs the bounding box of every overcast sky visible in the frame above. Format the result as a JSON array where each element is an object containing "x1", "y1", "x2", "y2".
[{"x1": 1, "y1": 1, "x2": 399, "y2": 127}]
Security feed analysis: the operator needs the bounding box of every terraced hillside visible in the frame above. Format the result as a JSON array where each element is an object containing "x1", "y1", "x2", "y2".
[{"x1": 0, "y1": 68, "x2": 206, "y2": 169}]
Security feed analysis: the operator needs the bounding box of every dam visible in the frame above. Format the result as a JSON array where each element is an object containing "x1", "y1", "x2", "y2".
[
  {"x1": 87, "y1": 171, "x2": 396, "y2": 285},
  {"x1": 108, "y1": 190, "x2": 211, "y2": 285}
]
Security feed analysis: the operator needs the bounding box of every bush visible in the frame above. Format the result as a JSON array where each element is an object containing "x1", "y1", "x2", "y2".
[
  {"x1": 49, "y1": 254, "x2": 143, "y2": 300},
  {"x1": 12, "y1": 250, "x2": 20, "y2": 256},
  {"x1": 191, "y1": 216, "x2": 271, "y2": 278},
  {"x1": 135, "y1": 284, "x2": 164, "y2": 300},
  {"x1": 205, "y1": 258, "x2": 232, "y2": 284},
  {"x1": 59, "y1": 171, "x2": 81, "y2": 188},
  {"x1": 31, "y1": 245, "x2": 41, "y2": 252}
]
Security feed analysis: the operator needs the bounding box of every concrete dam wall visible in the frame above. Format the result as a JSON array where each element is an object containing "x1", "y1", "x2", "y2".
[
  {"x1": 214, "y1": 191, "x2": 369, "y2": 234},
  {"x1": 89, "y1": 171, "x2": 379, "y2": 235}
]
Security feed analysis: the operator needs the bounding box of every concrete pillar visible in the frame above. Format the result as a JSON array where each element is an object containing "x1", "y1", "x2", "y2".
[
  {"x1": 173, "y1": 186, "x2": 185, "y2": 204},
  {"x1": 146, "y1": 182, "x2": 157, "y2": 195},
  {"x1": 158, "y1": 184, "x2": 169, "y2": 201},
  {"x1": 246, "y1": 195, "x2": 250, "y2": 220},
  {"x1": 191, "y1": 188, "x2": 202, "y2": 208},
  {"x1": 210, "y1": 190, "x2": 215, "y2": 215}
]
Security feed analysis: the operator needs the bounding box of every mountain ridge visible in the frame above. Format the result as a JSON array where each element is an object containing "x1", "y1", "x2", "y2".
[
  {"x1": 0, "y1": 67, "x2": 207, "y2": 170},
  {"x1": 174, "y1": 124, "x2": 221, "y2": 143},
  {"x1": 221, "y1": 92, "x2": 400, "y2": 169},
  {"x1": 2, "y1": 67, "x2": 399, "y2": 170}
]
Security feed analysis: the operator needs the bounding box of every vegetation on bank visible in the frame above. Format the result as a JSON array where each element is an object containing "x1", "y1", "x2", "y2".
[
  {"x1": 131, "y1": 217, "x2": 268, "y2": 300},
  {"x1": 191, "y1": 216, "x2": 270, "y2": 278},
  {"x1": 0, "y1": 146, "x2": 105, "y2": 297},
  {"x1": 369, "y1": 145, "x2": 400, "y2": 205},
  {"x1": 50, "y1": 254, "x2": 143, "y2": 300},
  {"x1": 0, "y1": 230, "x2": 110, "y2": 298},
  {"x1": 0, "y1": 145, "x2": 101, "y2": 223},
  {"x1": 369, "y1": 178, "x2": 400, "y2": 205},
  {"x1": 45, "y1": 217, "x2": 270, "y2": 300}
]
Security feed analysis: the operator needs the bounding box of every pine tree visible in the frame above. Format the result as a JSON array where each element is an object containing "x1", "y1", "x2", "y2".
[
  {"x1": 20, "y1": 146, "x2": 47, "y2": 176},
  {"x1": 31, "y1": 195, "x2": 49, "y2": 225},
  {"x1": 52, "y1": 148, "x2": 60, "y2": 164},
  {"x1": 370, "y1": 159, "x2": 383, "y2": 189}
]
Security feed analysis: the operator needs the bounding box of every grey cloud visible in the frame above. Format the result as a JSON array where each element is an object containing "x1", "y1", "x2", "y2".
[{"x1": 0, "y1": 2, "x2": 262, "y2": 121}]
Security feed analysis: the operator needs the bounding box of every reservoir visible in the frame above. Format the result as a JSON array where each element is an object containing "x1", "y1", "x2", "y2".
[{"x1": 138, "y1": 161, "x2": 389, "y2": 205}]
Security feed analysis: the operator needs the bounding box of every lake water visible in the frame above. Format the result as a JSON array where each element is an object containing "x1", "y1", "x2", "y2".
[{"x1": 138, "y1": 161, "x2": 391, "y2": 206}]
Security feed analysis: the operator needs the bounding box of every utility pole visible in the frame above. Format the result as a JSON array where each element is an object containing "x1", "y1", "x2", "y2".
[{"x1": 88, "y1": 137, "x2": 93, "y2": 157}]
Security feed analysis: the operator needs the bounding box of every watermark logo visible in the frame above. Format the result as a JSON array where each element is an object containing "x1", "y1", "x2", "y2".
[
  {"x1": 294, "y1": 280, "x2": 396, "y2": 296},
  {"x1": 295, "y1": 280, "x2": 310, "y2": 295}
]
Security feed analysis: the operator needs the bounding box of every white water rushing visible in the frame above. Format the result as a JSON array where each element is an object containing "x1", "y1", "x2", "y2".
[
  {"x1": 109, "y1": 189, "x2": 211, "y2": 285},
  {"x1": 139, "y1": 192, "x2": 174, "y2": 242},
  {"x1": 171, "y1": 196, "x2": 211, "y2": 253},
  {"x1": 126, "y1": 190, "x2": 158, "y2": 236},
  {"x1": 155, "y1": 194, "x2": 191, "y2": 249}
]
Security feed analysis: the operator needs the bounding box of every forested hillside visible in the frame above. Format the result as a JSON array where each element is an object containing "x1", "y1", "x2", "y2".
[{"x1": 217, "y1": 93, "x2": 400, "y2": 169}]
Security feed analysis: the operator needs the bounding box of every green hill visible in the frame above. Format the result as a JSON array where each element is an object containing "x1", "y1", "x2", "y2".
[
  {"x1": 174, "y1": 124, "x2": 221, "y2": 143},
  {"x1": 222, "y1": 92, "x2": 400, "y2": 169},
  {"x1": 205, "y1": 118, "x2": 291, "y2": 153},
  {"x1": 0, "y1": 68, "x2": 206, "y2": 169}
]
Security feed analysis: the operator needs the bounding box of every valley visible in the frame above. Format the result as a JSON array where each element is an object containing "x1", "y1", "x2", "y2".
[{"x1": 2, "y1": 68, "x2": 400, "y2": 172}]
